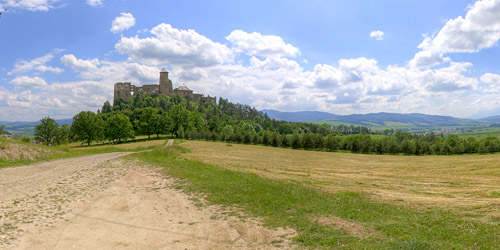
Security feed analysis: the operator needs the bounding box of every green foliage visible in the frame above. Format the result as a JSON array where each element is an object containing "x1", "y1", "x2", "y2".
[
  {"x1": 54, "y1": 124, "x2": 71, "y2": 145},
  {"x1": 105, "y1": 113, "x2": 135, "y2": 143},
  {"x1": 34, "y1": 117, "x2": 59, "y2": 145},
  {"x1": 85, "y1": 92, "x2": 500, "y2": 155},
  {"x1": 72, "y1": 111, "x2": 105, "y2": 146},
  {"x1": 0, "y1": 125, "x2": 5, "y2": 135}
]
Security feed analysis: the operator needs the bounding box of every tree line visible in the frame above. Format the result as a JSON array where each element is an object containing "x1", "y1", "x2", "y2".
[{"x1": 31, "y1": 91, "x2": 500, "y2": 155}]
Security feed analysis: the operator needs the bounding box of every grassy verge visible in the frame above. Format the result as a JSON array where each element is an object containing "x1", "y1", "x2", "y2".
[
  {"x1": 134, "y1": 146, "x2": 500, "y2": 249},
  {"x1": 0, "y1": 137, "x2": 167, "y2": 168}
]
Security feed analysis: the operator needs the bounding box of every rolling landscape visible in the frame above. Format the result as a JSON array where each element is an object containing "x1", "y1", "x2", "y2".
[{"x1": 2, "y1": 0, "x2": 500, "y2": 249}]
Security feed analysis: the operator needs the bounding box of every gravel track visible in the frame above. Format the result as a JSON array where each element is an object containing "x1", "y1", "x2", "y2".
[{"x1": 0, "y1": 152, "x2": 294, "y2": 249}]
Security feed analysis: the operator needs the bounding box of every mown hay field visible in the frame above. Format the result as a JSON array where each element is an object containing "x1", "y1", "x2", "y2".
[{"x1": 181, "y1": 140, "x2": 500, "y2": 219}]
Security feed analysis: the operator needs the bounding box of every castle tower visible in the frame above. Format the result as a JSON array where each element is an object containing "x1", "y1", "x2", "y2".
[
  {"x1": 159, "y1": 68, "x2": 173, "y2": 95},
  {"x1": 114, "y1": 82, "x2": 132, "y2": 105}
]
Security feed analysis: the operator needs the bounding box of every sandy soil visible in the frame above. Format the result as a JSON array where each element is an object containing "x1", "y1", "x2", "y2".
[{"x1": 0, "y1": 153, "x2": 294, "y2": 249}]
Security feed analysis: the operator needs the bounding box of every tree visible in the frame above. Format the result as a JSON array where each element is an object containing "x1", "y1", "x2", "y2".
[
  {"x1": 34, "y1": 117, "x2": 59, "y2": 145},
  {"x1": 72, "y1": 111, "x2": 105, "y2": 146},
  {"x1": 54, "y1": 124, "x2": 71, "y2": 145},
  {"x1": 105, "y1": 113, "x2": 135, "y2": 143},
  {"x1": 0, "y1": 125, "x2": 5, "y2": 136},
  {"x1": 168, "y1": 104, "x2": 190, "y2": 137},
  {"x1": 291, "y1": 133, "x2": 301, "y2": 149},
  {"x1": 101, "y1": 100, "x2": 112, "y2": 113},
  {"x1": 135, "y1": 107, "x2": 161, "y2": 139}
]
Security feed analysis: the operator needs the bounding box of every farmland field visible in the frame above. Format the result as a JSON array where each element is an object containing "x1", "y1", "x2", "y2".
[{"x1": 181, "y1": 140, "x2": 500, "y2": 218}]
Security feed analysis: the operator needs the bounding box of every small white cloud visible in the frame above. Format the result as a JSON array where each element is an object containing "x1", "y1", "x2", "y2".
[
  {"x1": 110, "y1": 12, "x2": 136, "y2": 33},
  {"x1": 10, "y1": 76, "x2": 48, "y2": 88},
  {"x1": 226, "y1": 30, "x2": 300, "y2": 58},
  {"x1": 86, "y1": 0, "x2": 102, "y2": 6},
  {"x1": 61, "y1": 54, "x2": 100, "y2": 71},
  {"x1": 481, "y1": 73, "x2": 500, "y2": 84},
  {"x1": 2, "y1": 0, "x2": 59, "y2": 12},
  {"x1": 370, "y1": 30, "x2": 384, "y2": 40},
  {"x1": 8, "y1": 53, "x2": 63, "y2": 75}
]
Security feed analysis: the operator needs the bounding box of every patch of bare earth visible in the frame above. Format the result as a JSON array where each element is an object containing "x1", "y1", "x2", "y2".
[
  {"x1": 0, "y1": 153, "x2": 295, "y2": 249},
  {"x1": 312, "y1": 216, "x2": 381, "y2": 239}
]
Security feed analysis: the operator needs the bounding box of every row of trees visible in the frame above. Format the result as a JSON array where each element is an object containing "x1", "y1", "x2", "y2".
[
  {"x1": 31, "y1": 91, "x2": 500, "y2": 155},
  {"x1": 181, "y1": 128, "x2": 500, "y2": 155}
]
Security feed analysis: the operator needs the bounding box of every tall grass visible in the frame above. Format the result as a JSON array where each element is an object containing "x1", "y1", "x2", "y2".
[{"x1": 135, "y1": 146, "x2": 500, "y2": 249}]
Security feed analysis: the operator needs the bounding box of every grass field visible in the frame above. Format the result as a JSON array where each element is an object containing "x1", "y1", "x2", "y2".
[
  {"x1": 180, "y1": 140, "x2": 500, "y2": 219},
  {"x1": 458, "y1": 127, "x2": 500, "y2": 139},
  {"x1": 135, "y1": 142, "x2": 500, "y2": 249}
]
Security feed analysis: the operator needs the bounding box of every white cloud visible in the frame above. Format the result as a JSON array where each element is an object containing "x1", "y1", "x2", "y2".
[
  {"x1": 86, "y1": 0, "x2": 102, "y2": 7},
  {"x1": 115, "y1": 23, "x2": 234, "y2": 67},
  {"x1": 0, "y1": 0, "x2": 59, "y2": 11},
  {"x1": 369, "y1": 30, "x2": 384, "y2": 40},
  {"x1": 10, "y1": 76, "x2": 48, "y2": 88},
  {"x1": 61, "y1": 54, "x2": 159, "y2": 84},
  {"x1": 481, "y1": 73, "x2": 500, "y2": 84},
  {"x1": 110, "y1": 12, "x2": 136, "y2": 33},
  {"x1": 411, "y1": 0, "x2": 500, "y2": 68},
  {"x1": 61, "y1": 54, "x2": 100, "y2": 71},
  {"x1": 226, "y1": 30, "x2": 300, "y2": 58},
  {"x1": 9, "y1": 53, "x2": 63, "y2": 75}
]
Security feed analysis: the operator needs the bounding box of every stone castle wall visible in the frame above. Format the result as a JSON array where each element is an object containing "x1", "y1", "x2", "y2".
[{"x1": 113, "y1": 69, "x2": 216, "y2": 105}]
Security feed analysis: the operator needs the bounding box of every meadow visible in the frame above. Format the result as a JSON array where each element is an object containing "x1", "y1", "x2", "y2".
[
  {"x1": 181, "y1": 140, "x2": 500, "y2": 218},
  {"x1": 136, "y1": 141, "x2": 500, "y2": 249}
]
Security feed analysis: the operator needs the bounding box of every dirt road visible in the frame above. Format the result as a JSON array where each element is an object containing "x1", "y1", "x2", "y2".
[{"x1": 0, "y1": 153, "x2": 294, "y2": 249}]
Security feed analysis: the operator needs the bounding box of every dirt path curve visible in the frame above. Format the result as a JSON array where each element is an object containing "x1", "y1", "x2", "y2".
[
  {"x1": 0, "y1": 153, "x2": 294, "y2": 249},
  {"x1": 165, "y1": 139, "x2": 174, "y2": 147}
]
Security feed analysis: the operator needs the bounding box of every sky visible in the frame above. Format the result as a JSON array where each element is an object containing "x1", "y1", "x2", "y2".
[{"x1": 1, "y1": 0, "x2": 500, "y2": 121}]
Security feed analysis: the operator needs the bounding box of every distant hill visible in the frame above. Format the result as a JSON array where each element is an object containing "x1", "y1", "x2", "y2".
[
  {"x1": 263, "y1": 109, "x2": 337, "y2": 122},
  {"x1": 264, "y1": 110, "x2": 489, "y2": 128},
  {"x1": 328, "y1": 112, "x2": 487, "y2": 128},
  {"x1": 0, "y1": 118, "x2": 73, "y2": 136},
  {"x1": 480, "y1": 115, "x2": 500, "y2": 123}
]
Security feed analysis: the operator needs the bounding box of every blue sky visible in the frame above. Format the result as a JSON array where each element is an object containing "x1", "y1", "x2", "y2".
[{"x1": 1, "y1": 0, "x2": 500, "y2": 121}]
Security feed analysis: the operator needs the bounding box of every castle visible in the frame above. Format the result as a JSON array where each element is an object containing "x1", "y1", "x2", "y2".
[{"x1": 113, "y1": 68, "x2": 216, "y2": 105}]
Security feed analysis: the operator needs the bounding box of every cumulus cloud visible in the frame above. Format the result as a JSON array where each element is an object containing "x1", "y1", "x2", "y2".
[
  {"x1": 369, "y1": 30, "x2": 384, "y2": 40},
  {"x1": 9, "y1": 53, "x2": 63, "y2": 75},
  {"x1": 411, "y1": 0, "x2": 500, "y2": 68},
  {"x1": 110, "y1": 12, "x2": 136, "y2": 33},
  {"x1": 10, "y1": 76, "x2": 48, "y2": 88},
  {"x1": 86, "y1": 0, "x2": 102, "y2": 6},
  {"x1": 0, "y1": 0, "x2": 59, "y2": 11},
  {"x1": 481, "y1": 73, "x2": 500, "y2": 84},
  {"x1": 61, "y1": 54, "x2": 100, "y2": 71},
  {"x1": 115, "y1": 23, "x2": 234, "y2": 67},
  {"x1": 61, "y1": 54, "x2": 159, "y2": 84},
  {"x1": 226, "y1": 30, "x2": 300, "y2": 58}
]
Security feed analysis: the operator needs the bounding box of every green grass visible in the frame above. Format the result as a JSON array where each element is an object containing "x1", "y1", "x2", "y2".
[
  {"x1": 134, "y1": 146, "x2": 500, "y2": 249},
  {"x1": 458, "y1": 127, "x2": 500, "y2": 139}
]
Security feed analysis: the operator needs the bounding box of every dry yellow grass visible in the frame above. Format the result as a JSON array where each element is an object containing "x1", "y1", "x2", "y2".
[
  {"x1": 71, "y1": 136, "x2": 166, "y2": 150},
  {"x1": 181, "y1": 140, "x2": 500, "y2": 218}
]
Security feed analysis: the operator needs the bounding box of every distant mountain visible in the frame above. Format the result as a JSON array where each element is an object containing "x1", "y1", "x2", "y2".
[
  {"x1": 328, "y1": 112, "x2": 487, "y2": 127},
  {"x1": 263, "y1": 110, "x2": 489, "y2": 128},
  {"x1": 263, "y1": 109, "x2": 337, "y2": 122},
  {"x1": 480, "y1": 115, "x2": 500, "y2": 123},
  {"x1": 1, "y1": 118, "x2": 73, "y2": 136}
]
